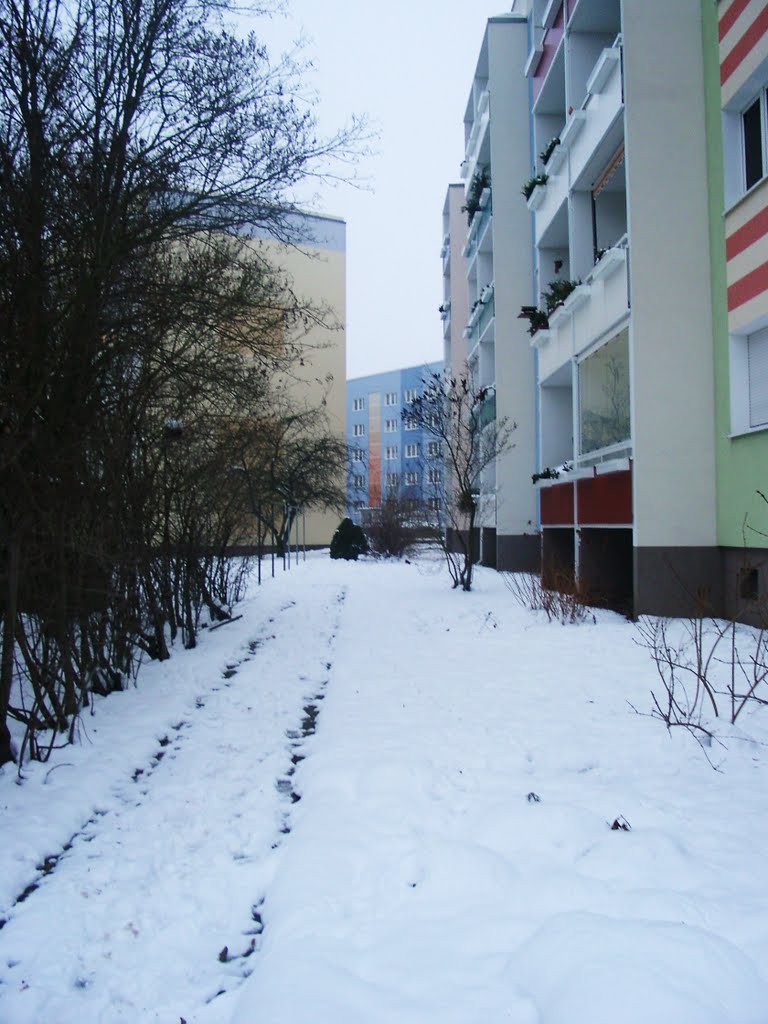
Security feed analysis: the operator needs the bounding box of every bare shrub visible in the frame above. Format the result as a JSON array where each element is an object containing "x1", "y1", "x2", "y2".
[
  {"x1": 634, "y1": 607, "x2": 768, "y2": 758},
  {"x1": 504, "y1": 571, "x2": 594, "y2": 625},
  {"x1": 364, "y1": 494, "x2": 420, "y2": 559}
]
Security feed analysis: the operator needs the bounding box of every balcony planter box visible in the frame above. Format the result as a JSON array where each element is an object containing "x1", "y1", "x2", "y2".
[
  {"x1": 563, "y1": 283, "x2": 589, "y2": 312},
  {"x1": 589, "y1": 245, "x2": 626, "y2": 283},
  {"x1": 559, "y1": 111, "x2": 587, "y2": 151},
  {"x1": 526, "y1": 183, "x2": 547, "y2": 211},
  {"x1": 586, "y1": 47, "x2": 621, "y2": 96},
  {"x1": 547, "y1": 304, "x2": 567, "y2": 330},
  {"x1": 524, "y1": 41, "x2": 544, "y2": 78},
  {"x1": 479, "y1": 187, "x2": 491, "y2": 210},
  {"x1": 542, "y1": 0, "x2": 562, "y2": 30},
  {"x1": 530, "y1": 328, "x2": 551, "y2": 349},
  {"x1": 546, "y1": 143, "x2": 567, "y2": 175}
]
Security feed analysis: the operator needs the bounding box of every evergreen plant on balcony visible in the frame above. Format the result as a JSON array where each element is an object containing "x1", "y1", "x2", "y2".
[
  {"x1": 542, "y1": 278, "x2": 580, "y2": 313},
  {"x1": 539, "y1": 136, "x2": 560, "y2": 166},
  {"x1": 521, "y1": 173, "x2": 548, "y2": 201},
  {"x1": 463, "y1": 167, "x2": 491, "y2": 224}
]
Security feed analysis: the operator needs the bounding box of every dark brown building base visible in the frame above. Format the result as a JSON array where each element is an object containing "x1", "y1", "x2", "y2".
[{"x1": 496, "y1": 533, "x2": 541, "y2": 573}]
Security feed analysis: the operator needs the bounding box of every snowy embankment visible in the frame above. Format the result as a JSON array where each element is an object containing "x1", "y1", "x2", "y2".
[{"x1": 2, "y1": 553, "x2": 768, "y2": 1023}]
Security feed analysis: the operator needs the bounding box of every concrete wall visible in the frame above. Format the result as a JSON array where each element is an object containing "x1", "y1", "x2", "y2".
[
  {"x1": 622, "y1": 0, "x2": 717, "y2": 559},
  {"x1": 486, "y1": 16, "x2": 540, "y2": 565}
]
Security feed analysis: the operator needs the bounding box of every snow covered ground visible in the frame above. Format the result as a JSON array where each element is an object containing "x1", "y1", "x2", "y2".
[{"x1": 2, "y1": 551, "x2": 768, "y2": 1023}]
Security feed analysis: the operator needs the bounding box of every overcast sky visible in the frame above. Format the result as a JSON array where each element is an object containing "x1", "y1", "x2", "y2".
[{"x1": 258, "y1": 2, "x2": 516, "y2": 380}]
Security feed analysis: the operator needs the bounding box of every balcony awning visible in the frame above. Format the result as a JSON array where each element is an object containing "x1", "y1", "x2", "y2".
[{"x1": 592, "y1": 144, "x2": 625, "y2": 199}]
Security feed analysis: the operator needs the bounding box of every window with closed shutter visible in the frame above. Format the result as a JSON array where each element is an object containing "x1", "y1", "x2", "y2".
[{"x1": 748, "y1": 326, "x2": 768, "y2": 428}]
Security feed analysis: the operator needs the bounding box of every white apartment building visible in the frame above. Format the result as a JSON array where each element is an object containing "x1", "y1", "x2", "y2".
[
  {"x1": 523, "y1": 0, "x2": 717, "y2": 614},
  {"x1": 458, "y1": 14, "x2": 539, "y2": 571}
]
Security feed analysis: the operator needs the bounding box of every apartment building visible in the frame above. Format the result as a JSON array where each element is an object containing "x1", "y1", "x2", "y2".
[
  {"x1": 458, "y1": 15, "x2": 540, "y2": 572},
  {"x1": 248, "y1": 211, "x2": 347, "y2": 548},
  {"x1": 712, "y1": 0, "x2": 768, "y2": 617},
  {"x1": 510, "y1": 0, "x2": 718, "y2": 615},
  {"x1": 346, "y1": 362, "x2": 443, "y2": 520}
]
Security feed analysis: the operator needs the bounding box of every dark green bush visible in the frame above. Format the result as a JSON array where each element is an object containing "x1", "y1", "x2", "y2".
[{"x1": 330, "y1": 518, "x2": 368, "y2": 560}]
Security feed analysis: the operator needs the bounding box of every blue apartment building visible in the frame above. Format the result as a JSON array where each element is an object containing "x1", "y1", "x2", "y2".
[{"x1": 346, "y1": 362, "x2": 443, "y2": 521}]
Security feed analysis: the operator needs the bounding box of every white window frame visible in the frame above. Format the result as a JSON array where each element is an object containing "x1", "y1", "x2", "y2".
[
  {"x1": 427, "y1": 441, "x2": 442, "y2": 458},
  {"x1": 386, "y1": 471, "x2": 400, "y2": 488},
  {"x1": 405, "y1": 443, "x2": 419, "y2": 458},
  {"x1": 404, "y1": 388, "x2": 418, "y2": 403},
  {"x1": 405, "y1": 471, "x2": 419, "y2": 486},
  {"x1": 403, "y1": 416, "x2": 417, "y2": 431},
  {"x1": 384, "y1": 418, "x2": 398, "y2": 433},
  {"x1": 353, "y1": 423, "x2": 365, "y2": 437},
  {"x1": 352, "y1": 449, "x2": 365, "y2": 463},
  {"x1": 428, "y1": 468, "x2": 442, "y2": 485},
  {"x1": 741, "y1": 91, "x2": 768, "y2": 194},
  {"x1": 385, "y1": 446, "x2": 399, "y2": 460},
  {"x1": 730, "y1": 323, "x2": 768, "y2": 435},
  {"x1": 352, "y1": 397, "x2": 365, "y2": 412},
  {"x1": 385, "y1": 392, "x2": 398, "y2": 406},
  {"x1": 353, "y1": 474, "x2": 366, "y2": 489}
]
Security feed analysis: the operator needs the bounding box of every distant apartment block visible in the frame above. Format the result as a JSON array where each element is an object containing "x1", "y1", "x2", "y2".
[{"x1": 346, "y1": 363, "x2": 443, "y2": 520}]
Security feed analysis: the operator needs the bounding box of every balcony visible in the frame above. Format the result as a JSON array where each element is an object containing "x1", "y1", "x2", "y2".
[
  {"x1": 537, "y1": 251, "x2": 630, "y2": 381},
  {"x1": 473, "y1": 390, "x2": 497, "y2": 431},
  {"x1": 440, "y1": 233, "x2": 450, "y2": 271},
  {"x1": 462, "y1": 88, "x2": 490, "y2": 184},
  {"x1": 567, "y1": 41, "x2": 624, "y2": 193},
  {"x1": 463, "y1": 195, "x2": 492, "y2": 264},
  {"x1": 466, "y1": 289, "x2": 495, "y2": 360}
]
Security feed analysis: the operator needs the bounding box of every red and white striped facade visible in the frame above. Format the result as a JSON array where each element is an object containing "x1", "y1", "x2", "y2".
[{"x1": 721, "y1": 0, "x2": 768, "y2": 331}]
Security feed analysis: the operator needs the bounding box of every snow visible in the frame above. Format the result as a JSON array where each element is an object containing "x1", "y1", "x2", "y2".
[{"x1": 2, "y1": 552, "x2": 768, "y2": 1023}]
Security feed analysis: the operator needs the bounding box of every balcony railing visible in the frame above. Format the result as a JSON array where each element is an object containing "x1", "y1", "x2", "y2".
[
  {"x1": 463, "y1": 197, "x2": 492, "y2": 263},
  {"x1": 473, "y1": 391, "x2": 497, "y2": 431},
  {"x1": 467, "y1": 291, "x2": 495, "y2": 348}
]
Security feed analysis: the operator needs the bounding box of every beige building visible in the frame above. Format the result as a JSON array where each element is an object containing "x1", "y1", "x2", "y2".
[{"x1": 248, "y1": 211, "x2": 347, "y2": 548}]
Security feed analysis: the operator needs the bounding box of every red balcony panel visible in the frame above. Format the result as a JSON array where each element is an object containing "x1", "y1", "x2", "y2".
[
  {"x1": 533, "y1": 5, "x2": 564, "y2": 99},
  {"x1": 577, "y1": 468, "x2": 632, "y2": 525},
  {"x1": 540, "y1": 481, "x2": 575, "y2": 525}
]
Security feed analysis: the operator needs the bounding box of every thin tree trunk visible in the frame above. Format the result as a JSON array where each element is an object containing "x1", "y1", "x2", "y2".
[{"x1": 0, "y1": 536, "x2": 21, "y2": 765}]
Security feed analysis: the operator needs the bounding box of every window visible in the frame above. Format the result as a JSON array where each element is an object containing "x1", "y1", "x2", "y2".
[
  {"x1": 352, "y1": 449, "x2": 365, "y2": 462},
  {"x1": 743, "y1": 95, "x2": 765, "y2": 191},
  {"x1": 578, "y1": 328, "x2": 630, "y2": 456},
  {"x1": 428, "y1": 497, "x2": 441, "y2": 511},
  {"x1": 729, "y1": 325, "x2": 768, "y2": 434},
  {"x1": 385, "y1": 446, "x2": 399, "y2": 460},
  {"x1": 353, "y1": 423, "x2": 365, "y2": 437},
  {"x1": 403, "y1": 416, "x2": 417, "y2": 431},
  {"x1": 386, "y1": 472, "x2": 400, "y2": 488},
  {"x1": 404, "y1": 388, "x2": 418, "y2": 403},
  {"x1": 353, "y1": 397, "x2": 365, "y2": 412},
  {"x1": 427, "y1": 441, "x2": 442, "y2": 458},
  {"x1": 428, "y1": 468, "x2": 442, "y2": 485},
  {"x1": 748, "y1": 326, "x2": 768, "y2": 427},
  {"x1": 353, "y1": 474, "x2": 366, "y2": 489},
  {"x1": 385, "y1": 392, "x2": 398, "y2": 406},
  {"x1": 384, "y1": 418, "x2": 398, "y2": 432},
  {"x1": 405, "y1": 443, "x2": 419, "y2": 458},
  {"x1": 405, "y1": 471, "x2": 419, "y2": 486}
]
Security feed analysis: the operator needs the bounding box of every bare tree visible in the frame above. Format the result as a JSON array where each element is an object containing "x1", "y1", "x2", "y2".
[
  {"x1": 404, "y1": 372, "x2": 515, "y2": 591},
  {"x1": 0, "y1": 0, "x2": 366, "y2": 766}
]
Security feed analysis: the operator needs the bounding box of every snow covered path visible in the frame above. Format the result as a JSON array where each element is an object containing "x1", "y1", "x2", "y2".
[
  {"x1": 0, "y1": 563, "x2": 347, "y2": 1023},
  {"x1": 3, "y1": 553, "x2": 768, "y2": 1023}
]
